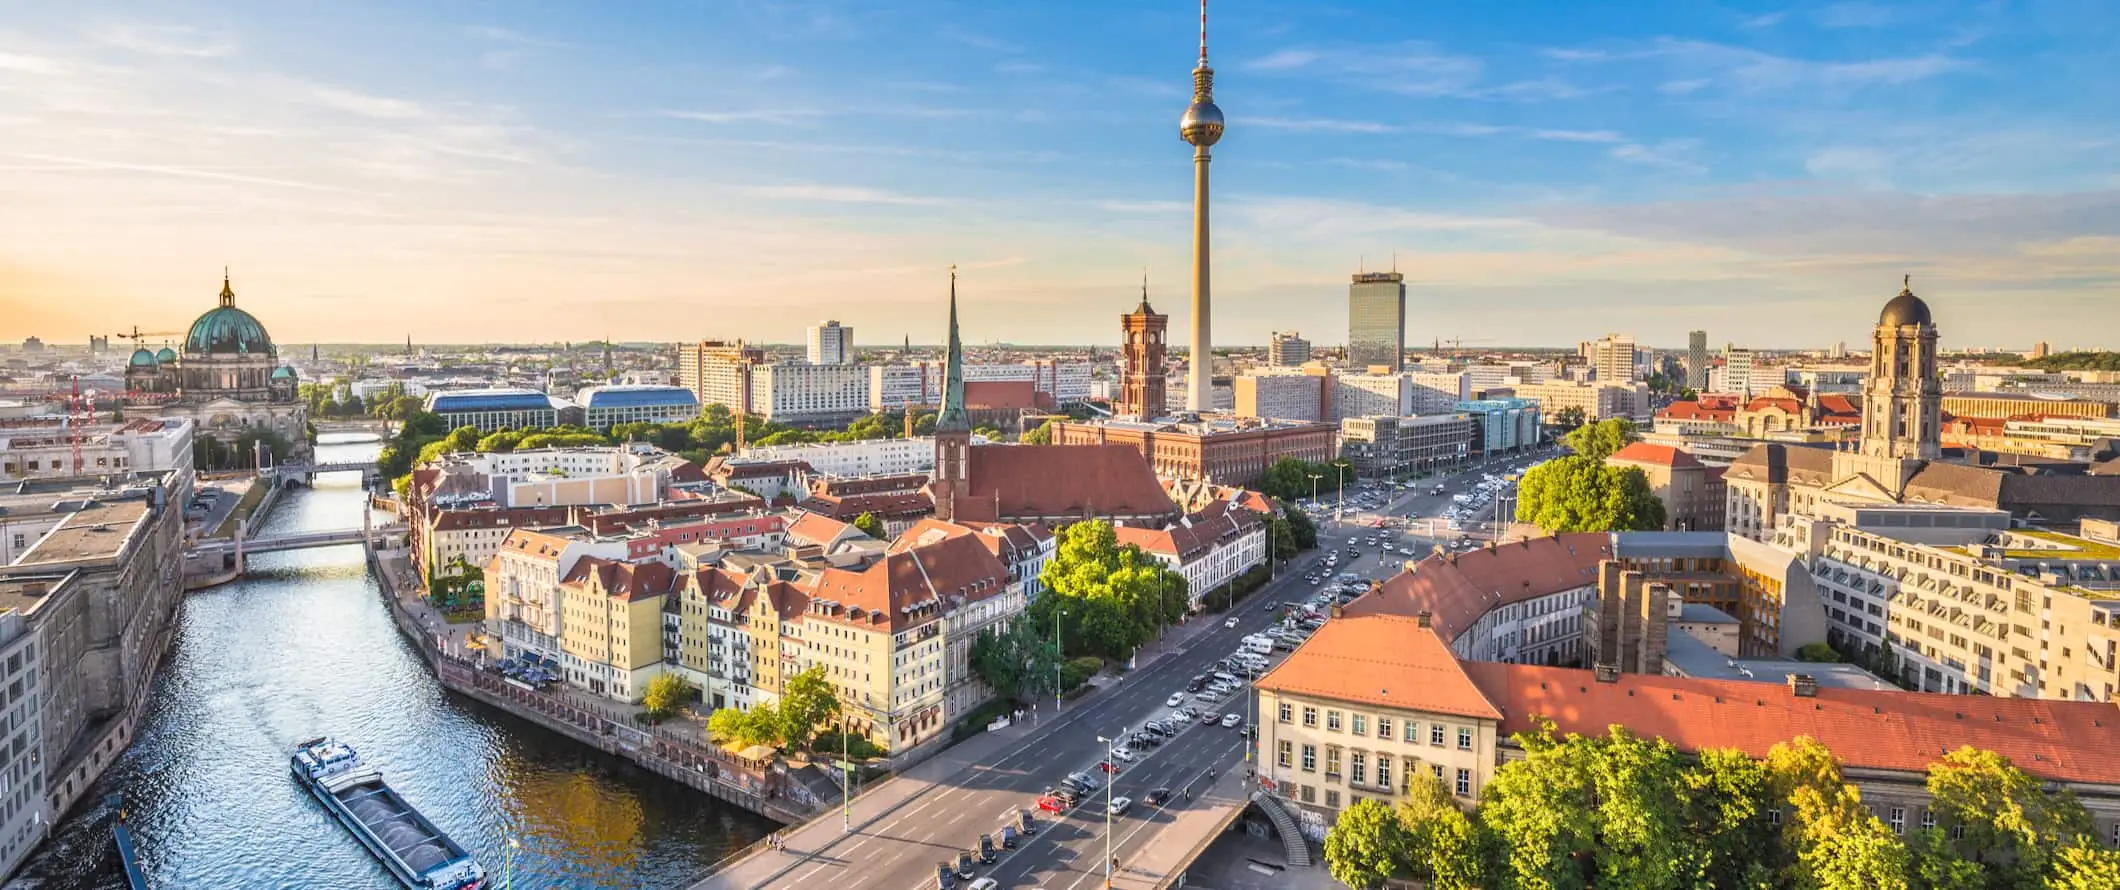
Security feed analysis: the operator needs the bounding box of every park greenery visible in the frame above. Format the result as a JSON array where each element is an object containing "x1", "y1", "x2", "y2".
[
  {"x1": 1322, "y1": 723, "x2": 2120, "y2": 890},
  {"x1": 1549, "y1": 405, "x2": 1588, "y2": 432},
  {"x1": 1259, "y1": 457, "x2": 1350, "y2": 502},
  {"x1": 639, "y1": 673, "x2": 691, "y2": 722},
  {"x1": 704, "y1": 665, "x2": 842, "y2": 754},
  {"x1": 2022, "y1": 351, "x2": 2120, "y2": 372},
  {"x1": 1018, "y1": 521, "x2": 1192, "y2": 665},
  {"x1": 1516, "y1": 419, "x2": 1666, "y2": 533}
]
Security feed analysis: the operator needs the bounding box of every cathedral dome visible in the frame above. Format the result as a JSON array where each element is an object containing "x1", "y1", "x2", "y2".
[
  {"x1": 185, "y1": 275, "x2": 275, "y2": 356},
  {"x1": 271, "y1": 365, "x2": 297, "y2": 380},
  {"x1": 156, "y1": 346, "x2": 178, "y2": 363},
  {"x1": 129, "y1": 348, "x2": 158, "y2": 368},
  {"x1": 1879, "y1": 277, "x2": 1932, "y2": 327}
]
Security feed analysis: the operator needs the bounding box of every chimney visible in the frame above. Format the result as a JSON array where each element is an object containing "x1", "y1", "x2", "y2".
[
  {"x1": 1329, "y1": 602, "x2": 1343, "y2": 619},
  {"x1": 1416, "y1": 610, "x2": 1433, "y2": 628},
  {"x1": 1788, "y1": 674, "x2": 1819, "y2": 698},
  {"x1": 1593, "y1": 663, "x2": 1620, "y2": 683}
]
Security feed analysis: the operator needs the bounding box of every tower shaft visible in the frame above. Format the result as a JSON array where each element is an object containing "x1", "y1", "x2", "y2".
[{"x1": 1187, "y1": 145, "x2": 1212, "y2": 411}]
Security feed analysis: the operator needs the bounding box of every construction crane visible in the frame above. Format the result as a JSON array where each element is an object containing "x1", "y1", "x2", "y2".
[
  {"x1": 1445, "y1": 336, "x2": 1496, "y2": 360},
  {"x1": 115, "y1": 326, "x2": 182, "y2": 345},
  {"x1": 66, "y1": 376, "x2": 94, "y2": 475}
]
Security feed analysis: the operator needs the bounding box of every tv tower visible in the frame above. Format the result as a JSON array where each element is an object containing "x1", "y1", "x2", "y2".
[{"x1": 1179, "y1": 0, "x2": 1224, "y2": 411}]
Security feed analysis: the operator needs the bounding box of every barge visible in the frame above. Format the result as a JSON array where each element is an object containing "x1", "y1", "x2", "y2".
[{"x1": 291, "y1": 737, "x2": 485, "y2": 890}]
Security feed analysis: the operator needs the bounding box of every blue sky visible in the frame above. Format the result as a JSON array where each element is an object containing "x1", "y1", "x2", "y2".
[{"x1": 0, "y1": 0, "x2": 2114, "y2": 351}]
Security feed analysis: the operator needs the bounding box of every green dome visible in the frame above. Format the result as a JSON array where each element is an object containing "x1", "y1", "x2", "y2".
[
  {"x1": 129, "y1": 348, "x2": 159, "y2": 368},
  {"x1": 156, "y1": 346, "x2": 178, "y2": 363},
  {"x1": 186, "y1": 276, "x2": 274, "y2": 355},
  {"x1": 271, "y1": 365, "x2": 296, "y2": 380}
]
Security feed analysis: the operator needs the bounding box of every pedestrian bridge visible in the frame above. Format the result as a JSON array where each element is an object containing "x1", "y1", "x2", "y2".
[
  {"x1": 268, "y1": 460, "x2": 382, "y2": 486},
  {"x1": 191, "y1": 524, "x2": 405, "y2": 558}
]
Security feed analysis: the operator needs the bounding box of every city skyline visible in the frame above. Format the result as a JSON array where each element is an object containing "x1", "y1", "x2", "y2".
[{"x1": 2, "y1": 1, "x2": 2115, "y2": 350}]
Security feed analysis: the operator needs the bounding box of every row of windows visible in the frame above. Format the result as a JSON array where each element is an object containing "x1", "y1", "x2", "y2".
[{"x1": 1282, "y1": 703, "x2": 1474, "y2": 750}]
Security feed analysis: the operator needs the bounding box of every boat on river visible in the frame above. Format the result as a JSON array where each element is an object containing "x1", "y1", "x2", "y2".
[{"x1": 291, "y1": 738, "x2": 486, "y2": 890}]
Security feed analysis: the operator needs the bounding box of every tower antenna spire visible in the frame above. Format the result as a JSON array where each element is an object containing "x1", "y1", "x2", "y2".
[{"x1": 1199, "y1": 0, "x2": 1209, "y2": 64}]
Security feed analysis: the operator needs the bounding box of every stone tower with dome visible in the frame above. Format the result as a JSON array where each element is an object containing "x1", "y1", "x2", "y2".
[{"x1": 124, "y1": 273, "x2": 308, "y2": 451}]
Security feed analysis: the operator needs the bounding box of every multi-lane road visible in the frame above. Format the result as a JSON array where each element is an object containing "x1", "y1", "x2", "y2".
[{"x1": 706, "y1": 455, "x2": 1548, "y2": 890}]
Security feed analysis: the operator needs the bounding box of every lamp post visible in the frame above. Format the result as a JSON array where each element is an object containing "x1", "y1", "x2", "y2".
[
  {"x1": 841, "y1": 714, "x2": 851, "y2": 833},
  {"x1": 1333, "y1": 461, "x2": 1351, "y2": 523},
  {"x1": 1096, "y1": 734, "x2": 1117, "y2": 889},
  {"x1": 1307, "y1": 473, "x2": 1321, "y2": 504},
  {"x1": 1054, "y1": 608, "x2": 1067, "y2": 715},
  {"x1": 1243, "y1": 663, "x2": 1257, "y2": 784}
]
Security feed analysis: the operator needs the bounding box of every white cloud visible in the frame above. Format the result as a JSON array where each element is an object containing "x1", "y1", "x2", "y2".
[
  {"x1": 0, "y1": 50, "x2": 68, "y2": 76},
  {"x1": 465, "y1": 25, "x2": 569, "y2": 48},
  {"x1": 745, "y1": 184, "x2": 958, "y2": 206},
  {"x1": 995, "y1": 60, "x2": 1043, "y2": 75},
  {"x1": 1247, "y1": 116, "x2": 1399, "y2": 134},
  {"x1": 1741, "y1": 12, "x2": 1788, "y2": 29},
  {"x1": 939, "y1": 27, "x2": 1019, "y2": 54},
  {"x1": 1608, "y1": 139, "x2": 1705, "y2": 174},
  {"x1": 659, "y1": 108, "x2": 821, "y2": 125},
  {"x1": 302, "y1": 84, "x2": 431, "y2": 120},
  {"x1": 86, "y1": 22, "x2": 237, "y2": 58},
  {"x1": 1244, "y1": 49, "x2": 1320, "y2": 72},
  {"x1": 1532, "y1": 129, "x2": 1624, "y2": 143}
]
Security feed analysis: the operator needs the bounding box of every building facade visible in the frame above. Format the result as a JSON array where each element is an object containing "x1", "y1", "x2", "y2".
[
  {"x1": 425, "y1": 388, "x2": 565, "y2": 433},
  {"x1": 576, "y1": 384, "x2": 700, "y2": 428},
  {"x1": 1687, "y1": 330, "x2": 1709, "y2": 390},
  {"x1": 1346, "y1": 272, "x2": 1407, "y2": 372},
  {"x1": 1590, "y1": 334, "x2": 1637, "y2": 384},
  {"x1": 1453, "y1": 398, "x2": 1541, "y2": 456},
  {"x1": 1723, "y1": 346, "x2": 1757, "y2": 398},
  {"x1": 1512, "y1": 380, "x2": 1650, "y2": 424},
  {"x1": 0, "y1": 418, "x2": 193, "y2": 483},
  {"x1": 1119, "y1": 295, "x2": 1170, "y2": 419},
  {"x1": 1606, "y1": 442, "x2": 1726, "y2": 531},
  {"x1": 1051, "y1": 418, "x2": 1337, "y2": 487},
  {"x1": 676, "y1": 340, "x2": 766, "y2": 416},
  {"x1": 1233, "y1": 373, "x2": 1325, "y2": 422},
  {"x1": 1268, "y1": 332, "x2": 1311, "y2": 367},
  {"x1": 120, "y1": 275, "x2": 307, "y2": 449},
  {"x1": 1113, "y1": 500, "x2": 1266, "y2": 611},
  {"x1": 807, "y1": 321, "x2": 854, "y2": 365},
  {"x1": 1339, "y1": 414, "x2": 1474, "y2": 478}
]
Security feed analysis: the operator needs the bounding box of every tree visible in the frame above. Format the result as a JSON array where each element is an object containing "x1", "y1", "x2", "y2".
[
  {"x1": 1516, "y1": 456, "x2": 1666, "y2": 533},
  {"x1": 1267, "y1": 513, "x2": 1298, "y2": 561},
  {"x1": 1396, "y1": 774, "x2": 1488, "y2": 888},
  {"x1": 1766, "y1": 736, "x2": 1913, "y2": 890},
  {"x1": 1681, "y1": 748, "x2": 1779, "y2": 890},
  {"x1": 641, "y1": 673, "x2": 692, "y2": 720},
  {"x1": 1033, "y1": 521, "x2": 1190, "y2": 660},
  {"x1": 708, "y1": 704, "x2": 782, "y2": 749},
  {"x1": 969, "y1": 620, "x2": 1056, "y2": 702},
  {"x1": 476, "y1": 430, "x2": 525, "y2": 453},
  {"x1": 851, "y1": 512, "x2": 887, "y2": 539},
  {"x1": 1280, "y1": 504, "x2": 1318, "y2": 550},
  {"x1": 2046, "y1": 839, "x2": 2120, "y2": 889},
  {"x1": 1260, "y1": 457, "x2": 1345, "y2": 502},
  {"x1": 1021, "y1": 418, "x2": 1056, "y2": 445},
  {"x1": 1563, "y1": 418, "x2": 1638, "y2": 460},
  {"x1": 776, "y1": 665, "x2": 843, "y2": 752},
  {"x1": 1552, "y1": 405, "x2": 1588, "y2": 431},
  {"x1": 1796, "y1": 642, "x2": 1843, "y2": 663},
  {"x1": 1586, "y1": 728, "x2": 1696, "y2": 890},
  {"x1": 1479, "y1": 722, "x2": 1598, "y2": 890},
  {"x1": 1925, "y1": 746, "x2": 2094, "y2": 884},
  {"x1": 1324, "y1": 799, "x2": 1407, "y2": 889},
  {"x1": 1905, "y1": 829, "x2": 1985, "y2": 890}
]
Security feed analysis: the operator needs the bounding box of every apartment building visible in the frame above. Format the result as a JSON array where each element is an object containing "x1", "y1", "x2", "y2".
[
  {"x1": 740, "y1": 436, "x2": 940, "y2": 478},
  {"x1": 1512, "y1": 380, "x2": 1651, "y2": 424},
  {"x1": 1114, "y1": 500, "x2": 1267, "y2": 611},
  {"x1": 1233, "y1": 373, "x2": 1326, "y2": 422},
  {"x1": 1779, "y1": 503, "x2": 2120, "y2": 702},
  {"x1": 1347, "y1": 533, "x2": 1611, "y2": 665},
  {"x1": 1268, "y1": 332, "x2": 1311, "y2": 367},
  {"x1": 1722, "y1": 346, "x2": 1757, "y2": 397},
  {"x1": 1453, "y1": 398, "x2": 1541, "y2": 456},
  {"x1": 748, "y1": 362, "x2": 871, "y2": 424},
  {"x1": 1255, "y1": 611, "x2": 2120, "y2": 843},
  {"x1": 808, "y1": 321, "x2": 854, "y2": 365},
  {"x1": 1589, "y1": 334, "x2": 1638, "y2": 384},
  {"x1": 677, "y1": 340, "x2": 766, "y2": 415},
  {"x1": 415, "y1": 445, "x2": 706, "y2": 510},
  {"x1": 1942, "y1": 391, "x2": 2113, "y2": 421},
  {"x1": 1051, "y1": 417, "x2": 1336, "y2": 489},
  {"x1": 868, "y1": 360, "x2": 1094, "y2": 411},
  {"x1": 0, "y1": 613, "x2": 43, "y2": 878},
  {"x1": 486, "y1": 528, "x2": 632, "y2": 668},
  {"x1": 556, "y1": 558, "x2": 677, "y2": 701}
]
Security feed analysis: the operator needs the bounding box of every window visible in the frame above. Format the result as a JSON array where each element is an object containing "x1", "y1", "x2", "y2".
[
  {"x1": 1303, "y1": 707, "x2": 1318, "y2": 728},
  {"x1": 1457, "y1": 727, "x2": 1474, "y2": 750},
  {"x1": 1454, "y1": 768, "x2": 1471, "y2": 796},
  {"x1": 1376, "y1": 717, "x2": 1392, "y2": 740},
  {"x1": 1278, "y1": 740, "x2": 1292, "y2": 768},
  {"x1": 1326, "y1": 710, "x2": 1343, "y2": 732},
  {"x1": 1351, "y1": 714, "x2": 1368, "y2": 735},
  {"x1": 1431, "y1": 724, "x2": 1446, "y2": 746},
  {"x1": 1301, "y1": 784, "x2": 1316, "y2": 803},
  {"x1": 1326, "y1": 747, "x2": 1342, "y2": 779},
  {"x1": 1922, "y1": 809, "x2": 1936, "y2": 831},
  {"x1": 1769, "y1": 808, "x2": 1781, "y2": 826},
  {"x1": 1403, "y1": 721, "x2": 1419, "y2": 743},
  {"x1": 1888, "y1": 806, "x2": 1905, "y2": 835},
  {"x1": 1278, "y1": 702, "x2": 1292, "y2": 723},
  {"x1": 1432, "y1": 763, "x2": 1445, "y2": 779},
  {"x1": 1325, "y1": 790, "x2": 1340, "y2": 809},
  {"x1": 1301, "y1": 744, "x2": 1317, "y2": 772},
  {"x1": 1350, "y1": 752, "x2": 1366, "y2": 785},
  {"x1": 1375, "y1": 758, "x2": 1391, "y2": 791}
]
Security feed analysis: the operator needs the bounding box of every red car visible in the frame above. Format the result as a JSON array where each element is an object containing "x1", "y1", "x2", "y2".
[
  {"x1": 1097, "y1": 760, "x2": 1122, "y2": 774},
  {"x1": 1036, "y1": 795, "x2": 1067, "y2": 814}
]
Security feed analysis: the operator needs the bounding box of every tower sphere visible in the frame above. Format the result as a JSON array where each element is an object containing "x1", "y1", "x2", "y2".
[{"x1": 1181, "y1": 100, "x2": 1224, "y2": 147}]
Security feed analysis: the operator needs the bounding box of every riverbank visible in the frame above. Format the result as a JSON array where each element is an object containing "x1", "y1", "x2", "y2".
[{"x1": 362, "y1": 546, "x2": 815, "y2": 827}]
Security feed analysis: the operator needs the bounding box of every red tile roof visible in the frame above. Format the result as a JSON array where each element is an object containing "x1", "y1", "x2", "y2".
[
  {"x1": 1342, "y1": 533, "x2": 1612, "y2": 643},
  {"x1": 945, "y1": 444, "x2": 1176, "y2": 523},
  {"x1": 1255, "y1": 614, "x2": 1502, "y2": 720},
  {"x1": 1608, "y1": 442, "x2": 1705, "y2": 469},
  {"x1": 802, "y1": 532, "x2": 1012, "y2": 631},
  {"x1": 1112, "y1": 499, "x2": 1263, "y2": 563},
  {"x1": 561, "y1": 556, "x2": 679, "y2": 602},
  {"x1": 1657, "y1": 400, "x2": 1737, "y2": 423},
  {"x1": 964, "y1": 380, "x2": 1042, "y2": 411}
]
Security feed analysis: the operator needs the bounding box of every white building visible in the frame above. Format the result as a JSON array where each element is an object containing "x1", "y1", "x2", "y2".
[
  {"x1": 739, "y1": 436, "x2": 941, "y2": 478},
  {"x1": 425, "y1": 388, "x2": 565, "y2": 433},
  {"x1": 420, "y1": 445, "x2": 698, "y2": 509},
  {"x1": 1409, "y1": 372, "x2": 1472, "y2": 413},
  {"x1": 1333, "y1": 372, "x2": 1412, "y2": 420},
  {"x1": 1113, "y1": 501, "x2": 1267, "y2": 611},
  {"x1": 1268, "y1": 332, "x2": 1311, "y2": 367},
  {"x1": 1590, "y1": 334, "x2": 1638, "y2": 384},
  {"x1": 1723, "y1": 346, "x2": 1757, "y2": 398},
  {"x1": 0, "y1": 611, "x2": 47, "y2": 879},
  {"x1": 1233, "y1": 372, "x2": 1324, "y2": 422},
  {"x1": 348, "y1": 378, "x2": 432, "y2": 402},
  {"x1": 576, "y1": 384, "x2": 700, "y2": 428},
  {"x1": 867, "y1": 361, "x2": 1094, "y2": 411},
  {"x1": 749, "y1": 362, "x2": 870, "y2": 423},
  {"x1": 1512, "y1": 380, "x2": 1653, "y2": 424},
  {"x1": 808, "y1": 321, "x2": 855, "y2": 365},
  {"x1": 486, "y1": 527, "x2": 632, "y2": 666},
  {"x1": 0, "y1": 417, "x2": 193, "y2": 483}
]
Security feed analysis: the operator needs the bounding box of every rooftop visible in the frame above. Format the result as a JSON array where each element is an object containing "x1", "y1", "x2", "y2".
[{"x1": 12, "y1": 498, "x2": 151, "y2": 567}]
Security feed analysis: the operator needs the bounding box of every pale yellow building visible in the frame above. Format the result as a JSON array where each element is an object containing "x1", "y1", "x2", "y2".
[{"x1": 556, "y1": 557, "x2": 678, "y2": 702}]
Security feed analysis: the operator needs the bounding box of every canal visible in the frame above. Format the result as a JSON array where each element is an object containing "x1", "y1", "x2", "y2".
[{"x1": 9, "y1": 435, "x2": 773, "y2": 889}]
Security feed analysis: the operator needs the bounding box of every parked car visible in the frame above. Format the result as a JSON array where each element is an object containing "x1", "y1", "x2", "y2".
[
  {"x1": 1166, "y1": 692, "x2": 1186, "y2": 707},
  {"x1": 1111, "y1": 747, "x2": 1135, "y2": 762},
  {"x1": 1037, "y1": 795, "x2": 1067, "y2": 814},
  {"x1": 955, "y1": 851, "x2": 976, "y2": 880},
  {"x1": 1097, "y1": 759, "x2": 1122, "y2": 774}
]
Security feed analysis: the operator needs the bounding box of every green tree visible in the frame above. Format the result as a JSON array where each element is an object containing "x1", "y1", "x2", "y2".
[
  {"x1": 1682, "y1": 748, "x2": 1779, "y2": 890},
  {"x1": 1925, "y1": 746, "x2": 2094, "y2": 884},
  {"x1": 968, "y1": 619, "x2": 1059, "y2": 704},
  {"x1": 476, "y1": 430, "x2": 525, "y2": 453},
  {"x1": 1586, "y1": 728, "x2": 1695, "y2": 890},
  {"x1": 776, "y1": 665, "x2": 843, "y2": 752},
  {"x1": 851, "y1": 512, "x2": 887, "y2": 539},
  {"x1": 1267, "y1": 513, "x2": 1298, "y2": 561},
  {"x1": 708, "y1": 704, "x2": 782, "y2": 749},
  {"x1": 1767, "y1": 736, "x2": 1912, "y2": 890},
  {"x1": 1281, "y1": 504, "x2": 1318, "y2": 550},
  {"x1": 641, "y1": 673, "x2": 692, "y2": 721},
  {"x1": 1905, "y1": 829, "x2": 1985, "y2": 890},
  {"x1": 1479, "y1": 722, "x2": 1598, "y2": 890},
  {"x1": 1324, "y1": 798, "x2": 1408, "y2": 889},
  {"x1": 1021, "y1": 418, "x2": 1056, "y2": 445},
  {"x1": 1033, "y1": 521, "x2": 1190, "y2": 660},
  {"x1": 1551, "y1": 405, "x2": 1588, "y2": 431},
  {"x1": 1516, "y1": 456, "x2": 1666, "y2": 533},
  {"x1": 1563, "y1": 418, "x2": 1638, "y2": 460},
  {"x1": 1796, "y1": 642, "x2": 1843, "y2": 663},
  {"x1": 1396, "y1": 774, "x2": 1488, "y2": 888},
  {"x1": 2046, "y1": 838, "x2": 2120, "y2": 889}
]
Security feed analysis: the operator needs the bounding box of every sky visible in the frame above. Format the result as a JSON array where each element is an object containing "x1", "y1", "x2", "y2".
[{"x1": 0, "y1": 1, "x2": 2114, "y2": 352}]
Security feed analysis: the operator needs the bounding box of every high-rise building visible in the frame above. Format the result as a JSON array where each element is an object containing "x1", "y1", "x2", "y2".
[
  {"x1": 2032, "y1": 341, "x2": 2052, "y2": 360},
  {"x1": 1268, "y1": 331, "x2": 1310, "y2": 366},
  {"x1": 807, "y1": 320, "x2": 854, "y2": 365},
  {"x1": 1119, "y1": 286, "x2": 1170, "y2": 418},
  {"x1": 1723, "y1": 345, "x2": 1756, "y2": 398},
  {"x1": 1687, "y1": 330, "x2": 1709, "y2": 390},
  {"x1": 1590, "y1": 333, "x2": 1637, "y2": 384},
  {"x1": 676, "y1": 340, "x2": 764, "y2": 414},
  {"x1": 1179, "y1": 3, "x2": 1224, "y2": 411},
  {"x1": 1347, "y1": 272, "x2": 1407, "y2": 372}
]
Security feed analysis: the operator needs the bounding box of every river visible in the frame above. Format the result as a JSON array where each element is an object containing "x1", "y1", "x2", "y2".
[{"x1": 9, "y1": 435, "x2": 772, "y2": 889}]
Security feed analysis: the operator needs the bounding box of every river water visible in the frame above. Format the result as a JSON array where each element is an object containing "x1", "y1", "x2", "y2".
[{"x1": 8, "y1": 435, "x2": 771, "y2": 890}]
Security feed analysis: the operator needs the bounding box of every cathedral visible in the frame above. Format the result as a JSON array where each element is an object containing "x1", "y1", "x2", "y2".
[
  {"x1": 1725, "y1": 279, "x2": 2120, "y2": 536},
  {"x1": 124, "y1": 274, "x2": 308, "y2": 450}
]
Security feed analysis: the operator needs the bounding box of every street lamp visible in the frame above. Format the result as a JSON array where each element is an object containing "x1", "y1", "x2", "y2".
[
  {"x1": 1332, "y1": 462, "x2": 1351, "y2": 523},
  {"x1": 841, "y1": 714, "x2": 851, "y2": 833},
  {"x1": 1243, "y1": 663, "x2": 1258, "y2": 783},
  {"x1": 1096, "y1": 734, "x2": 1117, "y2": 889},
  {"x1": 1308, "y1": 473, "x2": 1321, "y2": 505},
  {"x1": 1054, "y1": 608, "x2": 1067, "y2": 715}
]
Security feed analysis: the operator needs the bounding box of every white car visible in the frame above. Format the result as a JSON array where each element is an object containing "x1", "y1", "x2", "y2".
[
  {"x1": 1166, "y1": 693, "x2": 1186, "y2": 708},
  {"x1": 1108, "y1": 796, "x2": 1133, "y2": 815},
  {"x1": 1224, "y1": 616, "x2": 1239, "y2": 628},
  {"x1": 1220, "y1": 713, "x2": 1243, "y2": 728},
  {"x1": 1112, "y1": 746, "x2": 1136, "y2": 762}
]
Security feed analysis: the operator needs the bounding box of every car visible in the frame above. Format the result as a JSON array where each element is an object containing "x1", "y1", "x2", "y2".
[
  {"x1": 1166, "y1": 692, "x2": 1186, "y2": 707},
  {"x1": 955, "y1": 851, "x2": 977, "y2": 880},
  {"x1": 1037, "y1": 795, "x2": 1067, "y2": 814},
  {"x1": 1145, "y1": 788, "x2": 1173, "y2": 806},
  {"x1": 968, "y1": 879, "x2": 999, "y2": 890},
  {"x1": 1224, "y1": 616, "x2": 1239, "y2": 628},
  {"x1": 1221, "y1": 713, "x2": 1243, "y2": 728},
  {"x1": 1198, "y1": 711, "x2": 1219, "y2": 725},
  {"x1": 938, "y1": 861, "x2": 959, "y2": 889},
  {"x1": 1097, "y1": 760, "x2": 1122, "y2": 774},
  {"x1": 1108, "y1": 796, "x2": 1133, "y2": 816},
  {"x1": 1111, "y1": 747, "x2": 1135, "y2": 762}
]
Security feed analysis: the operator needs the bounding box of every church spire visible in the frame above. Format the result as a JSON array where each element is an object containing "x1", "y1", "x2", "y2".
[
  {"x1": 219, "y1": 267, "x2": 235, "y2": 307},
  {"x1": 936, "y1": 265, "x2": 969, "y2": 432}
]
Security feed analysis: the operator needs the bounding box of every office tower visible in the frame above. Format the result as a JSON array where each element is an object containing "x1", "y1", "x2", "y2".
[
  {"x1": 1179, "y1": 0, "x2": 1224, "y2": 411},
  {"x1": 1687, "y1": 330, "x2": 1708, "y2": 389},
  {"x1": 806, "y1": 320, "x2": 854, "y2": 365},
  {"x1": 1723, "y1": 345, "x2": 1756, "y2": 398},
  {"x1": 1347, "y1": 272, "x2": 1406, "y2": 372},
  {"x1": 1268, "y1": 331, "x2": 1310, "y2": 366},
  {"x1": 1590, "y1": 333, "x2": 1637, "y2": 383}
]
